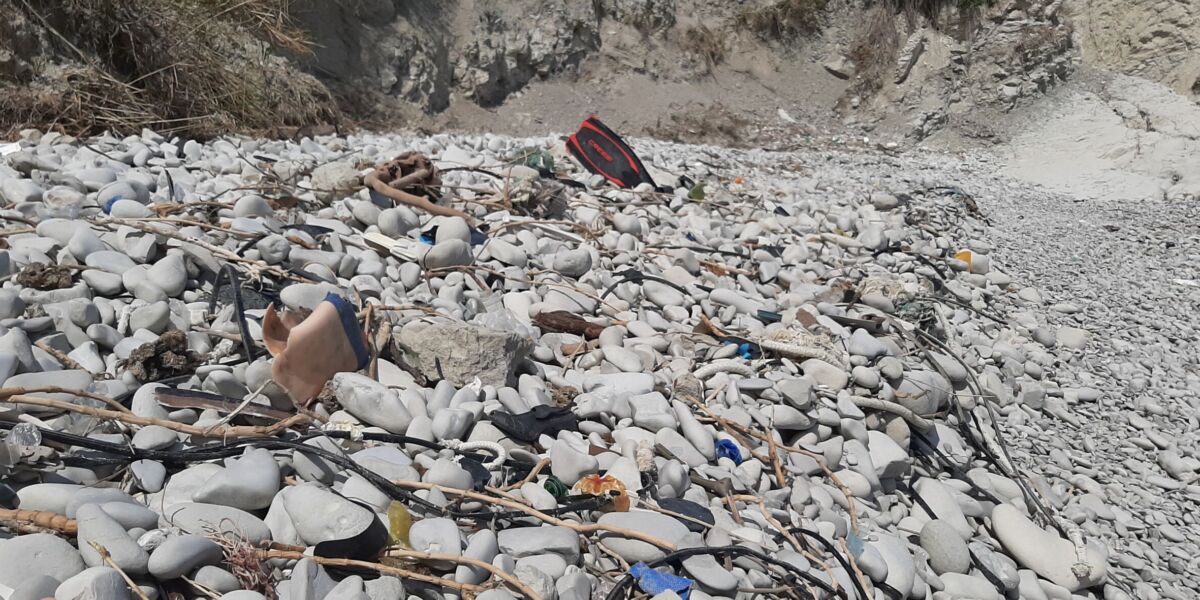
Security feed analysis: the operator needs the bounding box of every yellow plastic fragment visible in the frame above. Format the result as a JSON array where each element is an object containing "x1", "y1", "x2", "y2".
[
  {"x1": 955, "y1": 249, "x2": 974, "y2": 269},
  {"x1": 387, "y1": 501, "x2": 412, "y2": 547}
]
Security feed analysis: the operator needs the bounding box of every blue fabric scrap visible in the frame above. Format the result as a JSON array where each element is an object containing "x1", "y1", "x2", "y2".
[{"x1": 629, "y1": 562, "x2": 691, "y2": 600}]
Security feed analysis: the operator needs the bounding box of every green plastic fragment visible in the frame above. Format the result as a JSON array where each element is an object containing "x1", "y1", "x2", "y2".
[{"x1": 543, "y1": 476, "x2": 569, "y2": 499}]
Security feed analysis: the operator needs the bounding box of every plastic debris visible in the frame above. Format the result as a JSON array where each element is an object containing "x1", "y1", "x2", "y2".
[
  {"x1": 263, "y1": 292, "x2": 369, "y2": 404},
  {"x1": 387, "y1": 501, "x2": 412, "y2": 547},
  {"x1": 543, "y1": 476, "x2": 570, "y2": 499},
  {"x1": 574, "y1": 474, "x2": 630, "y2": 511},
  {"x1": 715, "y1": 439, "x2": 743, "y2": 464},
  {"x1": 629, "y1": 562, "x2": 692, "y2": 599}
]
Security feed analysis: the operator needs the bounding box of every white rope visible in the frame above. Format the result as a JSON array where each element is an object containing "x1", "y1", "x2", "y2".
[
  {"x1": 1068, "y1": 528, "x2": 1093, "y2": 578},
  {"x1": 443, "y1": 439, "x2": 507, "y2": 470},
  {"x1": 693, "y1": 359, "x2": 755, "y2": 379}
]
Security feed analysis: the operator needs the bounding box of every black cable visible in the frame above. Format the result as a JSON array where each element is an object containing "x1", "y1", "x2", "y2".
[
  {"x1": 644, "y1": 244, "x2": 748, "y2": 258},
  {"x1": 208, "y1": 264, "x2": 256, "y2": 361},
  {"x1": 906, "y1": 326, "x2": 1063, "y2": 535},
  {"x1": 603, "y1": 545, "x2": 836, "y2": 600},
  {"x1": 2, "y1": 422, "x2": 613, "y2": 523},
  {"x1": 599, "y1": 269, "x2": 692, "y2": 300},
  {"x1": 786, "y1": 527, "x2": 871, "y2": 600},
  {"x1": 897, "y1": 475, "x2": 1009, "y2": 600},
  {"x1": 908, "y1": 433, "x2": 1004, "y2": 506}
]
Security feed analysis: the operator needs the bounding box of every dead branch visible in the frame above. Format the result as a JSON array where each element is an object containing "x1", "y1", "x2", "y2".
[
  {"x1": 254, "y1": 548, "x2": 487, "y2": 596},
  {"x1": 385, "y1": 548, "x2": 540, "y2": 600},
  {"x1": 0, "y1": 394, "x2": 309, "y2": 437},
  {"x1": 392, "y1": 480, "x2": 677, "y2": 551},
  {"x1": 0, "y1": 386, "x2": 132, "y2": 415},
  {"x1": 88, "y1": 541, "x2": 152, "y2": 600}
]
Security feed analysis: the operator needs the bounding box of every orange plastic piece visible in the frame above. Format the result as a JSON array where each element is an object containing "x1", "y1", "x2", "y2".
[{"x1": 574, "y1": 474, "x2": 631, "y2": 512}]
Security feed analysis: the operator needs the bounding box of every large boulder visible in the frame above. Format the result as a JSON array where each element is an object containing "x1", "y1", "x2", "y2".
[{"x1": 393, "y1": 321, "x2": 532, "y2": 387}]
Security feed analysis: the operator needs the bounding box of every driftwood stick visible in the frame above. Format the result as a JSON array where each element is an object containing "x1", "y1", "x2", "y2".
[
  {"x1": 33, "y1": 340, "x2": 88, "y2": 373},
  {"x1": 851, "y1": 396, "x2": 933, "y2": 432},
  {"x1": 392, "y1": 480, "x2": 677, "y2": 551},
  {"x1": 0, "y1": 394, "x2": 309, "y2": 437},
  {"x1": 384, "y1": 547, "x2": 540, "y2": 600},
  {"x1": 255, "y1": 548, "x2": 487, "y2": 595},
  {"x1": 388, "y1": 167, "x2": 432, "y2": 190},
  {"x1": 88, "y1": 542, "x2": 151, "y2": 600},
  {"x1": 533, "y1": 311, "x2": 607, "y2": 339},
  {"x1": 0, "y1": 508, "x2": 77, "y2": 534},
  {"x1": 0, "y1": 386, "x2": 133, "y2": 415}
]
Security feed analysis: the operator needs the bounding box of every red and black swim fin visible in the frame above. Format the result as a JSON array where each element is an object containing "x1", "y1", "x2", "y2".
[{"x1": 567, "y1": 116, "x2": 659, "y2": 190}]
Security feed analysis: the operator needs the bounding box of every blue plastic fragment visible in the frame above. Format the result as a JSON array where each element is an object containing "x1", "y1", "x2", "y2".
[
  {"x1": 629, "y1": 562, "x2": 692, "y2": 599},
  {"x1": 419, "y1": 233, "x2": 435, "y2": 245},
  {"x1": 738, "y1": 342, "x2": 752, "y2": 359},
  {"x1": 103, "y1": 196, "x2": 123, "y2": 214},
  {"x1": 847, "y1": 530, "x2": 865, "y2": 558},
  {"x1": 714, "y1": 439, "x2": 742, "y2": 465}
]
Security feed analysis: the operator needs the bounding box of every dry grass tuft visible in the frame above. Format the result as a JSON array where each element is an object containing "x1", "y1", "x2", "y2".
[
  {"x1": 844, "y1": 0, "x2": 992, "y2": 96},
  {"x1": 680, "y1": 24, "x2": 729, "y2": 72},
  {"x1": 0, "y1": 68, "x2": 167, "y2": 138},
  {"x1": 647, "y1": 102, "x2": 750, "y2": 146},
  {"x1": 736, "y1": 0, "x2": 831, "y2": 40},
  {"x1": 846, "y1": 5, "x2": 902, "y2": 96},
  {"x1": 3, "y1": 0, "x2": 338, "y2": 138}
]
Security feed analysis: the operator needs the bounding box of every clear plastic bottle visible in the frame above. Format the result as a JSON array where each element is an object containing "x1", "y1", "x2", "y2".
[{"x1": 1, "y1": 423, "x2": 41, "y2": 466}]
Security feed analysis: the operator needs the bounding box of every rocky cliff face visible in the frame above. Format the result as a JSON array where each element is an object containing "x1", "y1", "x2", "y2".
[
  {"x1": 1068, "y1": 0, "x2": 1200, "y2": 97},
  {"x1": 291, "y1": 0, "x2": 1095, "y2": 140},
  {"x1": 290, "y1": 0, "x2": 605, "y2": 115},
  {"x1": 840, "y1": 0, "x2": 1077, "y2": 139},
  {"x1": 2, "y1": 0, "x2": 1197, "y2": 140}
]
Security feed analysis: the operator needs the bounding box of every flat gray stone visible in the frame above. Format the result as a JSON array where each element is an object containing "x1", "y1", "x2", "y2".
[
  {"x1": 77, "y1": 503, "x2": 150, "y2": 574},
  {"x1": 598, "y1": 510, "x2": 689, "y2": 563},
  {"x1": 161, "y1": 502, "x2": 272, "y2": 544},
  {"x1": 7, "y1": 574, "x2": 59, "y2": 600},
  {"x1": 683, "y1": 554, "x2": 739, "y2": 595},
  {"x1": 497, "y1": 526, "x2": 580, "y2": 562},
  {"x1": 53, "y1": 566, "x2": 130, "y2": 600},
  {"x1": 0, "y1": 533, "x2": 85, "y2": 588},
  {"x1": 281, "y1": 483, "x2": 377, "y2": 545},
  {"x1": 409, "y1": 517, "x2": 462, "y2": 558},
  {"x1": 132, "y1": 425, "x2": 178, "y2": 450},
  {"x1": 192, "y1": 447, "x2": 281, "y2": 510},
  {"x1": 331, "y1": 372, "x2": 413, "y2": 434},
  {"x1": 920, "y1": 519, "x2": 970, "y2": 575},
  {"x1": 15, "y1": 483, "x2": 83, "y2": 514},
  {"x1": 147, "y1": 534, "x2": 223, "y2": 579}
]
